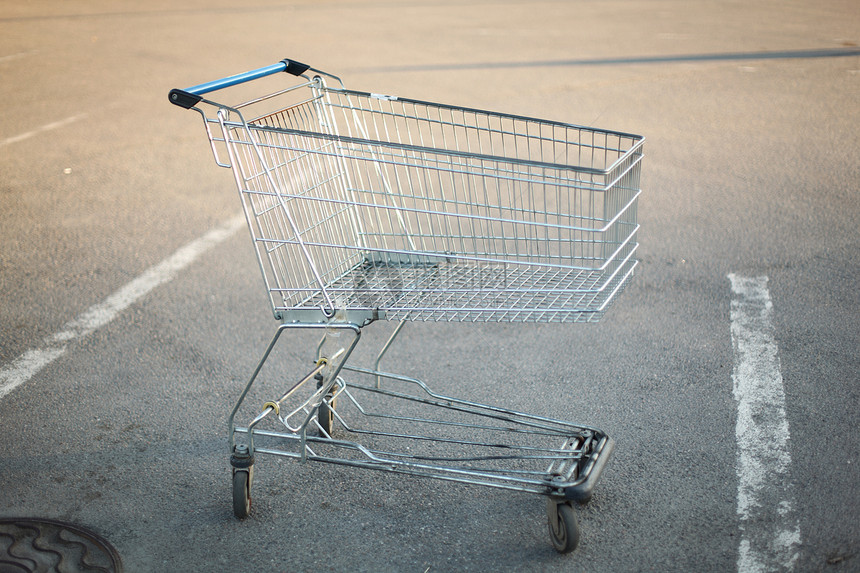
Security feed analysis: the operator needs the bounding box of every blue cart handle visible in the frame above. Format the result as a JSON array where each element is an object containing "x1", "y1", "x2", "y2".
[{"x1": 169, "y1": 59, "x2": 311, "y2": 109}]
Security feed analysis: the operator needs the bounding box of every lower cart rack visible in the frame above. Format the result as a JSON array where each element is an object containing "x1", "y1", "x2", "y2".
[
  {"x1": 236, "y1": 364, "x2": 614, "y2": 502},
  {"x1": 227, "y1": 321, "x2": 614, "y2": 553}
]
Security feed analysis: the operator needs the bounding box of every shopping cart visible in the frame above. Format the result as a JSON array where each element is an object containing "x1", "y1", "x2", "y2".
[{"x1": 169, "y1": 59, "x2": 643, "y2": 553}]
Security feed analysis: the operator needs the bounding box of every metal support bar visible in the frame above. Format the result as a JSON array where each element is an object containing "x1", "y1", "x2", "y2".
[{"x1": 374, "y1": 320, "x2": 407, "y2": 388}]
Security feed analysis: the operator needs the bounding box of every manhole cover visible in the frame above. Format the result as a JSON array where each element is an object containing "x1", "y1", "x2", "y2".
[{"x1": 0, "y1": 518, "x2": 121, "y2": 573}]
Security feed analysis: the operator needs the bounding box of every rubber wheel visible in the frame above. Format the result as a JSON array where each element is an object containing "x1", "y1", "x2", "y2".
[
  {"x1": 547, "y1": 500, "x2": 580, "y2": 553},
  {"x1": 318, "y1": 398, "x2": 334, "y2": 436},
  {"x1": 316, "y1": 378, "x2": 337, "y2": 436},
  {"x1": 232, "y1": 469, "x2": 251, "y2": 519}
]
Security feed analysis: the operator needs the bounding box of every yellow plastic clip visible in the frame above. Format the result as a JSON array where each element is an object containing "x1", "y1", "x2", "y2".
[{"x1": 263, "y1": 401, "x2": 280, "y2": 416}]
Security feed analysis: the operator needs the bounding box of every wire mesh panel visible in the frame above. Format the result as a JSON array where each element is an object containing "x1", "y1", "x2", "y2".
[{"x1": 223, "y1": 79, "x2": 643, "y2": 323}]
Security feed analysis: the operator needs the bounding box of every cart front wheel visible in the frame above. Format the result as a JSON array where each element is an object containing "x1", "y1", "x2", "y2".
[
  {"x1": 233, "y1": 469, "x2": 251, "y2": 519},
  {"x1": 547, "y1": 499, "x2": 579, "y2": 553}
]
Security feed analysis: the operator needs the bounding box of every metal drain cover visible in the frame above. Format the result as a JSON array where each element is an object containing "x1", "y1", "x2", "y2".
[{"x1": 0, "y1": 518, "x2": 122, "y2": 573}]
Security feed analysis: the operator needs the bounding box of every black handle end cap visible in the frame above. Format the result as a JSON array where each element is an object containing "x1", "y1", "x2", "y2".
[
  {"x1": 169, "y1": 88, "x2": 203, "y2": 109},
  {"x1": 281, "y1": 59, "x2": 310, "y2": 76}
]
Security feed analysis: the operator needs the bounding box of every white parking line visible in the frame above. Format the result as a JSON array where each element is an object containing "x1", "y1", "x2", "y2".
[
  {"x1": 0, "y1": 50, "x2": 38, "y2": 64},
  {"x1": 0, "y1": 214, "x2": 245, "y2": 400},
  {"x1": 728, "y1": 274, "x2": 801, "y2": 572},
  {"x1": 1, "y1": 113, "x2": 88, "y2": 147}
]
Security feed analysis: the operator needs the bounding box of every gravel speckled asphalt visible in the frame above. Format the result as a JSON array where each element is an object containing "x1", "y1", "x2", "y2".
[{"x1": 1, "y1": 2, "x2": 858, "y2": 571}]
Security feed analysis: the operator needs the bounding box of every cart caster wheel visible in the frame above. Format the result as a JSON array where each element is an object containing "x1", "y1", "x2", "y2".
[
  {"x1": 231, "y1": 444, "x2": 253, "y2": 519},
  {"x1": 233, "y1": 469, "x2": 251, "y2": 519},
  {"x1": 318, "y1": 399, "x2": 335, "y2": 436},
  {"x1": 547, "y1": 499, "x2": 580, "y2": 554},
  {"x1": 316, "y1": 375, "x2": 337, "y2": 436}
]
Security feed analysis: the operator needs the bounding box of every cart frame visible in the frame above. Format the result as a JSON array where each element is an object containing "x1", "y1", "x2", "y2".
[{"x1": 170, "y1": 59, "x2": 643, "y2": 553}]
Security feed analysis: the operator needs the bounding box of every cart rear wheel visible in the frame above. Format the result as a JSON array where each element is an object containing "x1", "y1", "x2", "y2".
[
  {"x1": 232, "y1": 469, "x2": 251, "y2": 519},
  {"x1": 316, "y1": 376, "x2": 337, "y2": 436},
  {"x1": 547, "y1": 500, "x2": 579, "y2": 553},
  {"x1": 318, "y1": 398, "x2": 335, "y2": 436}
]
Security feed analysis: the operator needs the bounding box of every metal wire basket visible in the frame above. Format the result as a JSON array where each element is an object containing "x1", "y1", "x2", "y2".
[{"x1": 170, "y1": 58, "x2": 643, "y2": 553}]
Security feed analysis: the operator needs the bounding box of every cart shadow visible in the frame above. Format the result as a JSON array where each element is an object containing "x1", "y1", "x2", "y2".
[{"x1": 358, "y1": 47, "x2": 860, "y2": 73}]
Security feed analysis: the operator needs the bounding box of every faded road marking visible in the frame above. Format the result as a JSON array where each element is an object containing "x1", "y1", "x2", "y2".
[
  {"x1": 729, "y1": 274, "x2": 801, "y2": 572},
  {"x1": 0, "y1": 214, "x2": 245, "y2": 400},
  {"x1": 0, "y1": 50, "x2": 38, "y2": 63},
  {"x1": 1, "y1": 113, "x2": 88, "y2": 147}
]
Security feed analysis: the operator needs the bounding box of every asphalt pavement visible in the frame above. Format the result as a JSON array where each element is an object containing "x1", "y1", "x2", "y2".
[{"x1": 1, "y1": 1, "x2": 858, "y2": 572}]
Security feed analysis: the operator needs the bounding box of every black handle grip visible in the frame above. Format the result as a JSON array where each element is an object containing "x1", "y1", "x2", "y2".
[
  {"x1": 282, "y1": 59, "x2": 310, "y2": 76},
  {"x1": 168, "y1": 89, "x2": 203, "y2": 109}
]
